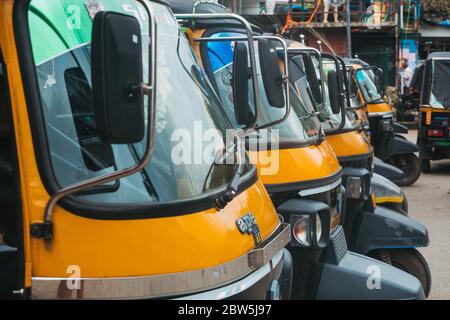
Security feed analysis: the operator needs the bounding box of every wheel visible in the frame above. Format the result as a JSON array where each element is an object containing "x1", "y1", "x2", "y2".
[
  {"x1": 389, "y1": 249, "x2": 432, "y2": 298},
  {"x1": 421, "y1": 159, "x2": 431, "y2": 173},
  {"x1": 388, "y1": 154, "x2": 422, "y2": 186},
  {"x1": 369, "y1": 248, "x2": 432, "y2": 298}
]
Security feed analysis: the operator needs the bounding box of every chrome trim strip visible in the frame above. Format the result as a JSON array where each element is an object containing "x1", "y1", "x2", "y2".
[
  {"x1": 31, "y1": 223, "x2": 290, "y2": 300},
  {"x1": 177, "y1": 250, "x2": 284, "y2": 300},
  {"x1": 298, "y1": 178, "x2": 342, "y2": 197},
  {"x1": 368, "y1": 111, "x2": 394, "y2": 118}
]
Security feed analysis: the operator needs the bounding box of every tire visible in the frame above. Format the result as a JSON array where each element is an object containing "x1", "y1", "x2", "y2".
[
  {"x1": 422, "y1": 159, "x2": 431, "y2": 173},
  {"x1": 389, "y1": 249, "x2": 432, "y2": 298},
  {"x1": 388, "y1": 154, "x2": 422, "y2": 186},
  {"x1": 369, "y1": 248, "x2": 432, "y2": 298}
]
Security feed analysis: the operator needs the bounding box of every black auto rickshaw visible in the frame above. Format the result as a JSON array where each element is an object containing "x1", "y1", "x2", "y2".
[{"x1": 416, "y1": 52, "x2": 450, "y2": 172}]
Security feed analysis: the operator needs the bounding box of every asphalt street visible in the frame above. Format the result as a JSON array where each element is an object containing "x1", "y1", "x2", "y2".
[{"x1": 402, "y1": 130, "x2": 450, "y2": 300}]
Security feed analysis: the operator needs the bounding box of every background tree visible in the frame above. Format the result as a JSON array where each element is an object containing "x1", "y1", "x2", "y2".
[{"x1": 422, "y1": 0, "x2": 450, "y2": 21}]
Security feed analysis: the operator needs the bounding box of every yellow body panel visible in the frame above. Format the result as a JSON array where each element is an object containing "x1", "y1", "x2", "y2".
[
  {"x1": 248, "y1": 142, "x2": 340, "y2": 186},
  {"x1": 326, "y1": 131, "x2": 371, "y2": 158},
  {"x1": 420, "y1": 106, "x2": 450, "y2": 113},
  {"x1": 0, "y1": 0, "x2": 279, "y2": 280},
  {"x1": 367, "y1": 102, "x2": 393, "y2": 115}
]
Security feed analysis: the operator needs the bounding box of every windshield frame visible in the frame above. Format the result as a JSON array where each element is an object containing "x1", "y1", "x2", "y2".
[
  {"x1": 199, "y1": 27, "x2": 323, "y2": 150},
  {"x1": 13, "y1": 0, "x2": 258, "y2": 220}
]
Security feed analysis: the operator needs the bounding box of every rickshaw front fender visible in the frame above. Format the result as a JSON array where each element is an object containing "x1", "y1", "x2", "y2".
[
  {"x1": 394, "y1": 122, "x2": 409, "y2": 134},
  {"x1": 373, "y1": 157, "x2": 405, "y2": 183},
  {"x1": 351, "y1": 206, "x2": 429, "y2": 255},
  {"x1": 381, "y1": 136, "x2": 419, "y2": 160}
]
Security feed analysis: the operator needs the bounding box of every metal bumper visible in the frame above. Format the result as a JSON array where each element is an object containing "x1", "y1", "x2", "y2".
[{"x1": 31, "y1": 224, "x2": 291, "y2": 300}]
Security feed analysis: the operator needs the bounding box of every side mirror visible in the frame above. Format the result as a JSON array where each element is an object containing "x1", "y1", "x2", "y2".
[
  {"x1": 327, "y1": 70, "x2": 342, "y2": 114},
  {"x1": 92, "y1": 12, "x2": 146, "y2": 144},
  {"x1": 232, "y1": 42, "x2": 253, "y2": 126},
  {"x1": 303, "y1": 53, "x2": 323, "y2": 104},
  {"x1": 348, "y1": 74, "x2": 358, "y2": 98},
  {"x1": 258, "y1": 38, "x2": 285, "y2": 108},
  {"x1": 374, "y1": 68, "x2": 385, "y2": 97}
]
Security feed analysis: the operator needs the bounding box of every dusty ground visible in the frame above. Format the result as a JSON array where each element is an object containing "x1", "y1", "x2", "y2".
[{"x1": 402, "y1": 130, "x2": 450, "y2": 300}]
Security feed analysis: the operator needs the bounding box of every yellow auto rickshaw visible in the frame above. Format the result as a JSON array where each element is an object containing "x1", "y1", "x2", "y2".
[
  {"x1": 171, "y1": 0, "x2": 427, "y2": 300},
  {"x1": 0, "y1": 0, "x2": 293, "y2": 299},
  {"x1": 347, "y1": 60, "x2": 421, "y2": 186},
  {"x1": 287, "y1": 46, "x2": 431, "y2": 297}
]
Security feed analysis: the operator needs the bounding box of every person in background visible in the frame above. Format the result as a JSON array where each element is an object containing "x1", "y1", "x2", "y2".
[
  {"x1": 400, "y1": 59, "x2": 414, "y2": 95},
  {"x1": 323, "y1": 0, "x2": 344, "y2": 23}
]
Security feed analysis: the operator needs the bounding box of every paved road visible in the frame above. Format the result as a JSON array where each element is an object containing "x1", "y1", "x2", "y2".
[{"x1": 401, "y1": 130, "x2": 450, "y2": 300}]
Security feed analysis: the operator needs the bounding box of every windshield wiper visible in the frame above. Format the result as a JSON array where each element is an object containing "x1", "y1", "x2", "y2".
[
  {"x1": 299, "y1": 111, "x2": 320, "y2": 121},
  {"x1": 128, "y1": 145, "x2": 159, "y2": 201},
  {"x1": 203, "y1": 137, "x2": 245, "y2": 210},
  {"x1": 215, "y1": 140, "x2": 245, "y2": 209}
]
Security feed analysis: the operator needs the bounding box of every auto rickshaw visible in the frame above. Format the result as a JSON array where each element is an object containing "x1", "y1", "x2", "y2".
[
  {"x1": 415, "y1": 52, "x2": 450, "y2": 173},
  {"x1": 287, "y1": 46, "x2": 432, "y2": 297},
  {"x1": 288, "y1": 47, "x2": 409, "y2": 214},
  {"x1": 170, "y1": 0, "x2": 426, "y2": 300},
  {"x1": 0, "y1": 0, "x2": 295, "y2": 299},
  {"x1": 348, "y1": 60, "x2": 421, "y2": 186}
]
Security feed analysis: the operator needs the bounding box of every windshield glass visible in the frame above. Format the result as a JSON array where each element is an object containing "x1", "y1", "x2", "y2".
[
  {"x1": 28, "y1": 0, "x2": 251, "y2": 205},
  {"x1": 204, "y1": 32, "x2": 321, "y2": 146},
  {"x1": 292, "y1": 55, "x2": 358, "y2": 132},
  {"x1": 356, "y1": 68, "x2": 383, "y2": 103},
  {"x1": 430, "y1": 59, "x2": 450, "y2": 109}
]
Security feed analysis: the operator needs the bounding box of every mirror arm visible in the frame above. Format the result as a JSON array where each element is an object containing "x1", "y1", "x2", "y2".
[
  {"x1": 252, "y1": 36, "x2": 291, "y2": 132},
  {"x1": 175, "y1": 13, "x2": 261, "y2": 129},
  {"x1": 35, "y1": 0, "x2": 157, "y2": 249}
]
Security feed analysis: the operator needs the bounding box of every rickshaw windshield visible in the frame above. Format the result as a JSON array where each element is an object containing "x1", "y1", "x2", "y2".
[
  {"x1": 319, "y1": 59, "x2": 344, "y2": 132},
  {"x1": 430, "y1": 59, "x2": 450, "y2": 109},
  {"x1": 356, "y1": 69, "x2": 383, "y2": 103},
  {"x1": 291, "y1": 54, "x2": 359, "y2": 132},
  {"x1": 204, "y1": 32, "x2": 321, "y2": 146},
  {"x1": 28, "y1": 0, "x2": 252, "y2": 206}
]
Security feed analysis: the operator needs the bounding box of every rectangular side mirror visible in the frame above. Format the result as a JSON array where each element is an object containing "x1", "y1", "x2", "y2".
[
  {"x1": 258, "y1": 38, "x2": 285, "y2": 109},
  {"x1": 232, "y1": 42, "x2": 253, "y2": 126},
  {"x1": 92, "y1": 11, "x2": 145, "y2": 144},
  {"x1": 327, "y1": 70, "x2": 342, "y2": 115}
]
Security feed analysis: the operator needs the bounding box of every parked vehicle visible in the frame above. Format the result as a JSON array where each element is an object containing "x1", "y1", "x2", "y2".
[
  {"x1": 0, "y1": 0, "x2": 293, "y2": 299},
  {"x1": 415, "y1": 52, "x2": 450, "y2": 173},
  {"x1": 290, "y1": 48, "x2": 409, "y2": 214},
  {"x1": 347, "y1": 60, "x2": 421, "y2": 186},
  {"x1": 170, "y1": 0, "x2": 427, "y2": 300},
  {"x1": 287, "y1": 46, "x2": 431, "y2": 297}
]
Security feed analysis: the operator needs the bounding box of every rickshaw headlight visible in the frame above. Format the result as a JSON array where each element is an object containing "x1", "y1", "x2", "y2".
[
  {"x1": 346, "y1": 176, "x2": 362, "y2": 199},
  {"x1": 293, "y1": 215, "x2": 310, "y2": 246},
  {"x1": 316, "y1": 215, "x2": 322, "y2": 240},
  {"x1": 381, "y1": 119, "x2": 394, "y2": 132},
  {"x1": 279, "y1": 199, "x2": 331, "y2": 248}
]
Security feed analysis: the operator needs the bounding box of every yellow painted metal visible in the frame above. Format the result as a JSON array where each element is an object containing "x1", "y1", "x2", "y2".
[
  {"x1": 326, "y1": 131, "x2": 371, "y2": 158},
  {"x1": 248, "y1": 143, "x2": 341, "y2": 186}
]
